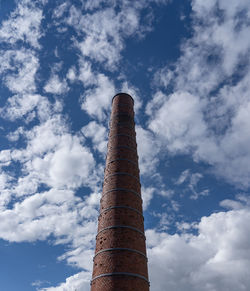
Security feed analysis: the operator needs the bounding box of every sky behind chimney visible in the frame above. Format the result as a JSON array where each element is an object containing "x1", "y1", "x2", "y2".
[{"x1": 0, "y1": 0, "x2": 250, "y2": 290}]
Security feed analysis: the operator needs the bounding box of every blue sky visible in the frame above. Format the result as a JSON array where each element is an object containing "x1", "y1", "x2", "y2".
[{"x1": 0, "y1": 0, "x2": 250, "y2": 290}]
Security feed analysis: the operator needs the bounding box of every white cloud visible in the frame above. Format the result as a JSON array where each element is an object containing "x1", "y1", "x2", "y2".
[
  {"x1": 0, "y1": 150, "x2": 11, "y2": 166},
  {"x1": 0, "y1": 172, "x2": 14, "y2": 211},
  {"x1": 141, "y1": 187, "x2": 155, "y2": 210},
  {"x1": 220, "y1": 199, "x2": 244, "y2": 210},
  {"x1": 0, "y1": 49, "x2": 39, "y2": 94},
  {"x1": 141, "y1": 186, "x2": 174, "y2": 210},
  {"x1": 148, "y1": 91, "x2": 208, "y2": 153},
  {"x1": 66, "y1": 66, "x2": 77, "y2": 82},
  {"x1": 81, "y1": 73, "x2": 115, "y2": 121},
  {"x1": 121, "y1": 81, "x2": 142, "y2": 114},
  {"x1": 0, "y1": 187, "x2": 98, "y2": 280},
  {"x1": 136, "y1": 126, "x2": 161, "y2": 175},
  {"x1": 20, "y1": 116, "x2": 67, "y2": 156},
  {"x1": 60, "y1": 1, "x2": 172, "y2": 122},
  {"x1": 1, "y1": 94, "x2": 41, "y2": 121},
  {"x1": 146, "y1": 90, "x2": 168, "y2": 116},
  {"x1": 0, "y1": 111, "x2": 100, "y2": 204},
  {"x1": 2, "y1": 2, "x2": 250, "y2": 291},
  {"x1": 69, "y1": 6, "x2": 130, "y2": 69},
  {"x1": 85, "y1": 191, "x2": 101, "y2": 207},
  {"x1": 0, "y1": 0, "x2": 43, "y2": 48},
  {"x1": 52, "y1": 2, "x2": 69, "y2": 19},
  {"x1": 67, "y1": 1, "x2": 167, "y2": 70},
  {"x1": 40, "y1": 271, "x2": 91, "y2": 291},
  {"x1": 81, "y1": 121, "x2": 108, "y2": 154},
  {"x1": 0, "y1": 189, "x2": 74, "y2": 242},
  {"x1": 34, "y1": 135, "x2": 95, "y2": 189},
  {"x1": 0, "y1": 94, "x2": 57, "y2": 124},
  {"x1": 220, "y1": 194, "x2": 250, "y2": 210},
  {"x1": 81, "y1": 0, "x2": 111, "y2": 11},
  {"x1": 0, "y1": 119, "x2": 98, "y2": 266},
  {"x1": 77, "y1": 60, "x2": 95, "y2": 86},
  {"x1": 0, "y1": 120, "x2": 100, "y2": 273},
  {"x1": 12, "y1": 118, "x2": 96, "y2": 190},
  {"x1": 147, "y1": 205, "x2": 250, "y2": 291},
  {"x1": 68, "y1": 57, "x2": 115, "y2": 122},
  {"x1": 149, "y1": 0, "x2": 250, "y2": 189},
  {"x1": 44, "y1": 74, "x2": 69, "y2": 95},
  {"x1": 192, "y1": 0, "x2": 250, "y2": 76},
  {"x1": 175, "y1": 169, "x2": 190, "y2": 185}
]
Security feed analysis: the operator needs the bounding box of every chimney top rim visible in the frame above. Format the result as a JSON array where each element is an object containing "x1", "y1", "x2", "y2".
[{"x1": 112, "y1": 93, "x2": 134, "y2": 104}]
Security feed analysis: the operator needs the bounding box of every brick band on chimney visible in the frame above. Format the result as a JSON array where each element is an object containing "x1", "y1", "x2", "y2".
[{"x1": 91, "y1": 93, "x2": 149, "y2": 291}]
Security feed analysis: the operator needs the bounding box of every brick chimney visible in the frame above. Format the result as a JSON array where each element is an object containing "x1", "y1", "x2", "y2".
[{"x1": 91, "y1": 93, "x2": 149, "y2": 290}]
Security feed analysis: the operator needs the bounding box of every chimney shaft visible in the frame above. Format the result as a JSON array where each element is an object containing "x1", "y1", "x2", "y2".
[{"x1": 91, "y1": 93, "x2": 149, "y2": 291}]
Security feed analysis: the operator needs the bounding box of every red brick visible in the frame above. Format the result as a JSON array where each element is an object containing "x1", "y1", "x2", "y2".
[{"x1": 91, "y1": 93, "x2": 149, "y2": 291}]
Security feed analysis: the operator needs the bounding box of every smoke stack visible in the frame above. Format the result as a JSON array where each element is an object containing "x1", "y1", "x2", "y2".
[{"x1": 91, "y1": 93, "x2": 149, "y2": 291}]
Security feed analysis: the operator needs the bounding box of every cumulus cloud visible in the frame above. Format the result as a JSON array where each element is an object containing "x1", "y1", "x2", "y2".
[
  {"x1": 148, "y1": 91, "x2": 208, "y2": 154},
  {"x1": 64, "y1": 1, "x2": 168, "y2": 70},
  {"x1": 149, "y1": 0, "x2": 250, "y2": 189},
  {"x1": 81, "y1": 72, "x2": 116, "y2": 121},
  {"x1": 81, "y1": 121, "x2": 108, "y2": 154},
  {"x1": 1, "y1": 94, "x2": 41, "y2": 121},
  {"x1": 31, "y1": 136, "x2": 95, "y2": 189},
  {"x1": 66, "y1": 66, "x2": 77, "y2": 82},
  {"x1": 121, "y1": 81, "x2": 143, "y2": 114},
  {"x1": 44, "y1": 74, "x2": 69, "y2": 95},
  {"x1": 0, "y1": 115, "x2": 100, "y2": 273},
  {"x1": 192, "y1": 0, "x2": 250, "y2": 76},
  {"x1": 141, "y1": 187, "x2": 155, "y2": 210},
  {"x1": 0, "y1": 189, "x2": 75, "y2": 242},
  {"x1": 2, "y1": 1, "x2": 249, "y2": 291},
  {"x1": 0, "y1": 0, "x2": 44, "y2": 48},
  {"x1": 68, "y1": 5, "x2": 138, "y2": 69},
  {"x1": 0, "y1": 48, "x2": 39, "y2": 94},
  {"x1": 0, "y1": 186, "x2": 98, "y2": 286},
  {"x1": 220, "y1": 194, "x2": 250, "y2": 210},
  {"x1": 136, "y1": 126, "x2": 161, "y2": 175},
  {"x1": 7, "y1": 116, "x2": 97, "y2": 191},
  {"x1": 0, "y1": 47, "x2": 47, "y2": 124},
  {"x1": 40, "y1": 271, "x2": 91, "y2": 291},
  {"x1": 0, "y1": 99, "x2": 101, "y2": 284},
  {"x1": 147, "y1": 204, "x2": 250, "y2": 291}
]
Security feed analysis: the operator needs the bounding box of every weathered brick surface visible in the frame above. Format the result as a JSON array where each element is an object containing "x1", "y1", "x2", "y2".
[
  {"x1": 108, "y1": 134, "x2": 137, "y2": 149},
  {"x1": 97, "y1": 208, "x2": 144, "y2": 232},
  {"x1": 100, "y1": 190, "x2": 143, "y2": 213},
  {"x1": 91, "y1": 276, "x2": 149, "y2": 291},
  {"x1": 105, "y1": 159, "x2": 139, "y2": 177},
  {"x1": 109, "y1": 126, "x2": 136, "y2": 138},
  {"x1": 110, "y1": 113, "x2": 134, "y2": 126},
  {"x1": 93, "y1": 251, "x2": 148, "y2": 277},
  {"x1": 102, "y1": 175, "x2": 141, "y2": 194},
  {"x1": 112, "y1": 104, "x2": 134, "y2": 116},
  {"x1": 106, "y1": 147, "x2": 138, "y2": 163},
  {"x1": 95, "y1": 228, "x2": 146, "y2": 253},
  {"x1": 91, "y1": 93, "x2": 149, "y2": 291}
]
